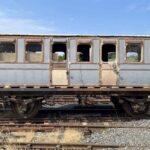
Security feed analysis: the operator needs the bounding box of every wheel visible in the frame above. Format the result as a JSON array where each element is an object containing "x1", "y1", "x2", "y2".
[
  {"x1": 111, "y1": 97, "x2": 123, "y2": 110},
  {"x1": 11, "y1": 100, "x2": 41, "y2": 119},
  {"x1": 122, "y1": 100, "x2": 149, "y2": 118}
]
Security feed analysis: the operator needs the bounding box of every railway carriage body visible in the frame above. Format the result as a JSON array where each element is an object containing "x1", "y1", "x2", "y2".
[{"x1": 0, "y1": 34, "x2": 149, "y2": 118}]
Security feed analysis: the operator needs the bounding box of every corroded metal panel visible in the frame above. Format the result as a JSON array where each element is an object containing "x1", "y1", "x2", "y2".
[
  {"x1": 144, "y1": 40, "x2": 150, "y2": 63},
  {"x1": 101, "y1": 63, "x2": 118, "y2": 86},
  {"x1": 0, "y1": 70, "x2": 49, "y2": 85},
  {"x1": 92, "y1": 40, "x2": 100, "y2": 63},
  {"x1": 101, "y1": 70, "x2": 117, "y2": 85},
  {"x1": 101, "y1": 63, "x2": 117, "y2": 69},
  {"x1": 17, "y1": 39, "x2": 24, "y2": 63},
  {"x1": 70, "y1": 70, "x2": 99, "y2": 86},
  {"x1": 119, "y1": 70, "x2": 150, "y2": 86},
  {"x1": 69, "y1": 39, "x2": 77, "y2": 63},
  {"x1": 44, "y1": 39, "x2": 50, "y2": 63},
  {"x1": 52, "y1": 70, "x2": 68, "y2": 85},
  {"x1": 119, "y1": 40, "x2": 125, "y2": 64}
]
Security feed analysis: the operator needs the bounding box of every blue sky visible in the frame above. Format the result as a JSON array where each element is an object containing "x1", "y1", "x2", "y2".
[{"x1": 0, "y1": 0, "x2": 150, "y2": 35}]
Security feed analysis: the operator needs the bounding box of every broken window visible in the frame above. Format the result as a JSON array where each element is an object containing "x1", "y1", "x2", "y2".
[
  {"x1": 102, "y1": 44, "x2": 116, "y2": 62},
  {"x1": 126, "y1": 43, "x2": 141, "y2": 63},
  {"x1": 0, "y1": 42, "x2": 16, "y2": 62},
  {"x1": 25, "y1": 42, "x2": 42, "y2": 62},
  {"x1": 77, "y1": 44, "x2": 91, "y2": 62},
  {"x1": 52, "y1": 43, "x2": 67, "y2": 62}
]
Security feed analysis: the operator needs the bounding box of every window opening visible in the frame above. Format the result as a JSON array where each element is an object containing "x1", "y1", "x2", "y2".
[
  {"x1": 102, "y1": 44, "x2": 116, "y2": 62},
  {"x1": 52, "y1": 43, "x2": 67, "y2": 62},
  {"x1": 77, "y1": 44, "x2": 91, "y2": 62}
]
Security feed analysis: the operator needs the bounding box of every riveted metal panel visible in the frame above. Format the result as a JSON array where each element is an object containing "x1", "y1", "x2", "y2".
[
  {"x1": 69, "y1": 39, "x2": 77, "y2": 63},
  {"x1": 70, "y1": 64, "x2": 99, "y2": 70},
  {"x1": 119, "y1": 70, "x2": 150, "y2": 85},
  {"x1": 92, "y1": 40, "x2": 100, "y2": 63},
  {"x1": 0, "y1": 70, "x2": 49, "y2": 85},
  {"x1": 144, "y1": 40, "x2": 150, "y2": 63},
  {"x1": 119, "y1": 40, "x2": 125, "y2": 64},
  {"x1": 17, "y1": 39, "x2": 24, "y2": 63},
  {"x1": 70, "y1": 70, "x2": 99, "y2": 86},
  {"x1": 44, "y1": 39, "x2": 50, "y2": 63}
]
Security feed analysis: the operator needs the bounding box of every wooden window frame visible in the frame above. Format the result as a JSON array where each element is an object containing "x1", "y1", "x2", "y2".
[
  {"x1": 124, "y1": 41, "x2": 144, "y2": 64},
  {"x1": 100, "y1": 41, "x2": 118, "y2": 64},
  {"x1": 24, "y1": 39, "x2": 44, "y2": 64},
  {"x1": 0, "y1": 39, "x2": 17, "y2": 63},
  {"x1": 51, "y1": 42, "x2": 68, "y2": 64},
  {"x1": 76, "y1": 40, "x2": 93, "y2": 64}
]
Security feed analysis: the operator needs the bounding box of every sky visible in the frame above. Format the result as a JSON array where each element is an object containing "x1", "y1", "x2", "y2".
[{"x1": 0, "y1": 0, "x2": 150, "y2": 35}]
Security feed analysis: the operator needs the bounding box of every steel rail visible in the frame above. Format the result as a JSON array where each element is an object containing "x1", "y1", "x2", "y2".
[
  {"x1": 0, "y1": 116, "x2": 147, "y2": 125},
  {"x1": 0, "y1": 122, "x2": 149, "y2": 132},
  {"x1": 0, "y1": 143, "x2": 150, "y2": 149}
]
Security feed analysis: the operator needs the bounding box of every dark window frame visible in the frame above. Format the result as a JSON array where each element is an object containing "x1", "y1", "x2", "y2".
[
  {"x1": 76, "y1": 43, "x2": 92, "y2": 63},
  {"x1": 52, "y1": 42, "x2": 67, "y2": 63},
  {"x1": 101, "y1": 43, "x2": 116, "y2": 63}
]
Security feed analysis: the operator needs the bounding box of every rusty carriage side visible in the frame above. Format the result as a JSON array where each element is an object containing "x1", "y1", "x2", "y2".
[{"x1": 0, "y1": 34, "x2": 149, "y2": 118}]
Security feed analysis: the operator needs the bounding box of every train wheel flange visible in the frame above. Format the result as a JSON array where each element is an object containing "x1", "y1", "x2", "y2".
[
  {"x1": 11, "y1": 100, "x2": 41, "y2": 119},
  {"x1": 122, "y1": 100, "x2": 149, "y2": 118}
]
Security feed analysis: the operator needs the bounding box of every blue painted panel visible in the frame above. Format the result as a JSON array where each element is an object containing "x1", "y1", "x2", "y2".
[
  {"x1": 119, "y1": 70, "x2": 150, "y2": 85},
  {"x1": 0, "y1": 70, "x2": 49, "y2": 85},
  {"x1": 70, "y1": 70, "x2": 99, "y2": 86}
]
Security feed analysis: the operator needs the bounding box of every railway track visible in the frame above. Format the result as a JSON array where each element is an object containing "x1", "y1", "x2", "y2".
[
  {"x1": 0, "y1": 105, "x2": 149, "y2": 128},
  {"x1": 0, "y1": 121, "x2": 150, "y2": 131},
  {"x1": 0, "y1": 122, "x2": 150, "y2": 132},
  {"x1": 1, "y1": 123, "x2": 149, "y2": 150},
  {"x1": 0, "y1": 143, "x2": 150, "y2": 150},
  {"x1": 0, "y1": 106, "x2": 149, "y2": 149},
  {"x1": 0, "y1": 116, "x2": 135, "y2": 124}
]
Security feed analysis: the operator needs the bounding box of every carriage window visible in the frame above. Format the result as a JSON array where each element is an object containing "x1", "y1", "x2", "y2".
[
  {"x1": 25, "y1": 42, "x2": 42, "y2": 63},
  {"x1": 77, "y1": 44, "x2": 91, "y2": 62},
  {"x1": 0, "y1": 42, "x2": 16, "y2": 62},
  {"x1": 102, "y1": 44, "x2": 116, "y2": 62},
  {"x1": 126, "y1": 43, "x2": 141, "y2": 63},
  {"x1": 52, "y1": 43, "x2": 66, "y2": 62}
]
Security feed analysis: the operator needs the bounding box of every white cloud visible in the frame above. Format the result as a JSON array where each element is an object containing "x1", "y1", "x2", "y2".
[{"x1": 0, "y1": 9, "x2": 56, "y2": 34}]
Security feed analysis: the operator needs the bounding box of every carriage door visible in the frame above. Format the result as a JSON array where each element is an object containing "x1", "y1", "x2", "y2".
[
  {"x1": 101, "y1": 42, "x2": 118, "y2": 86},
  {"x1": 51, "y1": 41, "x2": 68, "y2": 86}
]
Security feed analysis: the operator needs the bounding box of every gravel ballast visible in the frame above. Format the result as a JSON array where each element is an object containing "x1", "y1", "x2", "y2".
[{"x1": 0, "y1": 120, "x2": 149, "y2": 147}]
